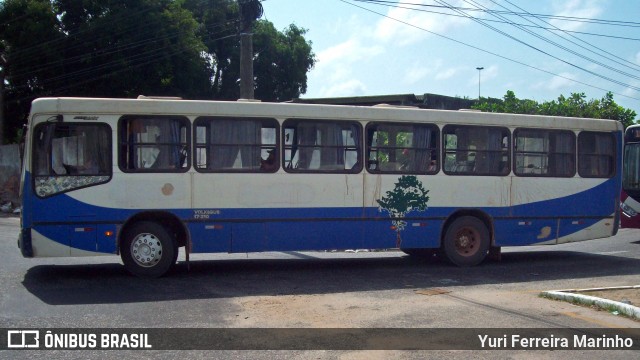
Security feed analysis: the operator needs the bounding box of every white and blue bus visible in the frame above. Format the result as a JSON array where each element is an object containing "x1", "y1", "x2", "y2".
[{"x1": 18, "y1": 97, "x2": 622, "y2": 277}]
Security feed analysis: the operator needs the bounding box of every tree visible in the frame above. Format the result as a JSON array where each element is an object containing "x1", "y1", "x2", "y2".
[
  {"x1": 0, "y1": 0, "x2": 63, "y2": 93},
  {"x1": 0, "y1": 0, "x2": 317, "y2": 142},
  {"x1": 183, "y1": 1, "x2": 316, "y2": 101},
  {"x1": 253, "y1": 21, "x2": 315, "y2": 102},
  {"x1": 377, "y1": 175, "x2": 430, "y2": 247},
  {"x1": 0, "y1": 0, "x2": 64, "y2": 142},
  {"x1": 473, "y1": 90, "x2": 637, "y2": 128},
  {"x1": 184, "y1": 0, "x2": 241, "y2": 99},
  {"x1": 50, "y1": 0, "x2": 211, "y2": 98}
]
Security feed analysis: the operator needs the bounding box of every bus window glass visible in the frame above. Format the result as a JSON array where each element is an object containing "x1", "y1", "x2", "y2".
[
  {"x1": 194, "y1": 117, "x2": 278, "y2": 172},
  {"x1": 33, "y1": 122, "x2": 111, "y2": 197},
  {"x1": 514, "y1": 129, "x2": 575, "y2": 177},
  {"x1": 119, "y1": 116, "x2": 189, "y2": 172},
  {"x1": 579, "y1": 132, "x2": 615, "y2": 178},
  {"x1": 625, "y1": 127, "x2": 640, "y2": 142},
  {"x1": 624, "y1": 143, "x2": 640, "y2": 191},
  {"x1": 283, "y1": 119, "x2": 361, "y2": 173},
  {"x1": 443, "y1": 125, "x2": 509, "y2": 176},
  {"x1": 366, "y1": 123, "x2": 439, "y2": 174}
]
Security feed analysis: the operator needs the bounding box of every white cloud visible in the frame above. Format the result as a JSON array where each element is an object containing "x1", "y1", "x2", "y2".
[
  {"x1": 374, "y1": 0, "x2": 472, "y2": 46},
  {"x1": 309, "y1": 34, "x2": 384, "y2": 98},
  {"x1": 316, "y1": 38, "x2": 385, "y2": 71},
  {"x1": 326, "y1": 14, "x2": 362, "y2": 36},
  {"x1": 636, "y1": 51, "x2": 640, "y2": 65},
  {"x1": 622, "y1": 80, "x2": 640, "y2": 98},
  {"x1": 543, "y1": 73, "x2": 577, "y2": 91},
  {"x1": 403, "y1": 65, "x2": 432, "y2": 85},
  {"x1": 436, "y1": 68, "x2": 459, "y2": 81},
  {"x1": 302, "y1": 1, "x2": 483, "y2": 98},
  {"x1": 549, "y1": 0, "x2": 605, "y2": 32},
  {"x1": 317, "y1": 79, "x2": 368, "y2": 98}
]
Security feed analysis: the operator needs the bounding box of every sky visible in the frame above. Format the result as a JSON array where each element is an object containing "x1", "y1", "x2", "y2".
[{"x1": 260, "y1": 0, "x2": 640, "y2": 117}]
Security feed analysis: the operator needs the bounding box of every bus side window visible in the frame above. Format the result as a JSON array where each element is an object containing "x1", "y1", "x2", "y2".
[
  {"x1": 578, "y1": 132, "x2": 614, "y2": 178},
  {"x1": 194, "y1": 117, "x2": 278, "y2": 173},
  {"x1": 366, "y1": 122, "x2": 439, "y2": 175},
  {"x1": 119, "y1": 116, "x2": 189, "y2": 172},
  {"x1": 443, "y1": 125, "x2": 509, "y2": 176},
  {"x1": 283, "y1": 119, "x2": 362, "y2": 173},
  {"x1": 514, "y1": 129, "x2": 575, "y2": 177}
]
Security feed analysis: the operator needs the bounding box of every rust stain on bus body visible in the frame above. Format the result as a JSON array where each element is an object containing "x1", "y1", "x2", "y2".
[{"x1": 162, "y1": 183, "x2": 174, "y2": 196}]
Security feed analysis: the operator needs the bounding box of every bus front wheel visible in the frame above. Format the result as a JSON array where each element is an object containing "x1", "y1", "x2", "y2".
[
  {"x1": 442, "y1": 216, "x2": 489, "y2": 267},
  {"x1": 120, "y1": 221, "x2": 178, "y2": 277}
]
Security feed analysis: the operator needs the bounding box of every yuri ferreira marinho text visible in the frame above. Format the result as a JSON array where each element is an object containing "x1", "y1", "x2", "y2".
[{"x1": 478, "y1": 334, "x2": 635, "y2": 349}]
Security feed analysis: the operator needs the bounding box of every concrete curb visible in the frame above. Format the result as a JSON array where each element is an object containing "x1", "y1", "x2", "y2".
[{"x1": 541, "y1": 285, "x2": 640, "y2": 320}]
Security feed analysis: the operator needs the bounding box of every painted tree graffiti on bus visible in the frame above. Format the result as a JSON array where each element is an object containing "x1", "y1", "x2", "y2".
[{"x1": 377, "y1": 175, "x2": 430, "y2": 247}]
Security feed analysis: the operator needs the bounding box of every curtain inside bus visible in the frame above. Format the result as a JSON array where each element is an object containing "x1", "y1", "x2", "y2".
[{"x1": 210, "y1": 120, "x2": 261, "y2": 169}]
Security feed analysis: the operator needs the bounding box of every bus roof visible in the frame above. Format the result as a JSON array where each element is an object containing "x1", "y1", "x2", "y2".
[{"x1": 28, "y1": 96, "x2": 623, "y2": 132}]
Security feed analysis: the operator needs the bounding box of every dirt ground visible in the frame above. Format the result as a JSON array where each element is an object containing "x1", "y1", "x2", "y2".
[{"x1": 576, "y1": 288, "x2": 640, "y2": 306}]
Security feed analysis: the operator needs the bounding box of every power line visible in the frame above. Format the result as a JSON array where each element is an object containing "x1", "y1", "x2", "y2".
[
  {"x1": 497, "y1": 0, "x2": 640, "y2": 73},
  {"x1": 354, "y1": 0, "x2": 640, "y2": 41},
  {"x1": 338, "y1": 0, "x2": 640, "y2": 101},
  {"x1": 6, "y1": 32, "x2": 239, "y2": 104},
  {"x1": 4, "y1": 5, "x2": 155, "y2": 59},
  {"x1": 7, "y1": 20, "x2": 240, "y2": 79},
  {"x1": 353, "y1": 0, "x2": 640, "y2": 28},
  {"x1": 430, "y1": 0, "x2": 640, "y2": 90},
  {"x1": 10, "y1": 25, "x2": 238, "y2": 92},
  {"x1": 350, "y1": 0, "x2": 640, "y2": 82},
  {"x1": 456, "y1": 0, "x2": 640, "y2": 79}
]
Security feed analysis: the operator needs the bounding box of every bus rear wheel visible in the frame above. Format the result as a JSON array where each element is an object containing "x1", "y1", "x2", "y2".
[
  {"x1": 442, "y1": 216, "x2": 489, "y2": 267},
  {"x1": 121, "y1": 221, "x2": 178, "y2": 277}
]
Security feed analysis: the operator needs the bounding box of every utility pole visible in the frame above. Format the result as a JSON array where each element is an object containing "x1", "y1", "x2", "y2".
[
  {"x1": 0, "y1": 53, "x2": 6, "y2": 145},
  {"x1": 239, "y1": 0, "x2": 263, "y2": 100}
]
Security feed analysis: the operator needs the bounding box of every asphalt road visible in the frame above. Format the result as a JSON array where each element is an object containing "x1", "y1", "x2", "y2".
[{"x1": 1, "y1": 216, "x2": 639, "y2": 359}]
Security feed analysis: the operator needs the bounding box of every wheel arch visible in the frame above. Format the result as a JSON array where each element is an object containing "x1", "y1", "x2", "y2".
[
  {"x1": 440, "y1": 209, "x2": 495, "y2": 247},
  {"x1": 117, "y1": 211, "x2": 189, "y2": 254}
]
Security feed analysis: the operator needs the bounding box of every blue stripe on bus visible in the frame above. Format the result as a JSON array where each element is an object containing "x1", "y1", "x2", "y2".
[{"x1": 26, "y1": 174, "x2": 618, "y2": 253}]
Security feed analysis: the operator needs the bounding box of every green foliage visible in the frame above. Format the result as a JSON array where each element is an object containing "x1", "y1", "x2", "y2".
[
  {"x1": 377, "y1": 175, "x2": 430, "y2": 232},
  {"x1": 371, "y1": 130, "x2": 410, "y2": 164},
  {"x1": 0, "y1": 0, "x2": 316, "y2": 141},
  {"x1": 253, "y1": 21, "x2": 316, "y2": 102},
  {"x1": 185, "y1": 0, "x2": 241, "y2": 99},
  {"x1": 473, "y1": 90, "x2": 637, "y2": 128},
  {"x1": 0, "y1": 0, "x2": 65, "y2": 142}
]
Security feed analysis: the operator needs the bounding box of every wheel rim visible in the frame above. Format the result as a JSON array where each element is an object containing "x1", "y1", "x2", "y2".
[
  {"x1": 130, "y1": 233, "x2": 163, "y2": 268},
  {"x1": 454, "y1": 227, "x2": 480, "y2": 257}
]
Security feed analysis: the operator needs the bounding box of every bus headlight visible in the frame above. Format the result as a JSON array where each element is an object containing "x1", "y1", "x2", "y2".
[{"x1": 620, "y1": 202, "x2": 638, "y2": 218}]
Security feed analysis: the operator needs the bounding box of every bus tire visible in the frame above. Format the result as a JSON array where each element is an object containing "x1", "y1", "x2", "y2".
[
  {"x1": 442, "y1": 216, "x2": 489, "y2": 267},
  {"x1": 120, "y1": 221, "x2": 178, "y2": 278}
]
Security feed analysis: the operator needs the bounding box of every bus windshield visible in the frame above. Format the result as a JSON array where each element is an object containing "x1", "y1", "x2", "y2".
[
  {"x1": 623, "y1": 142, "x2": 640, "y2": 193},
  {"x1": 32, "y1": 121, "x2": 111, "y2": 198}
]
